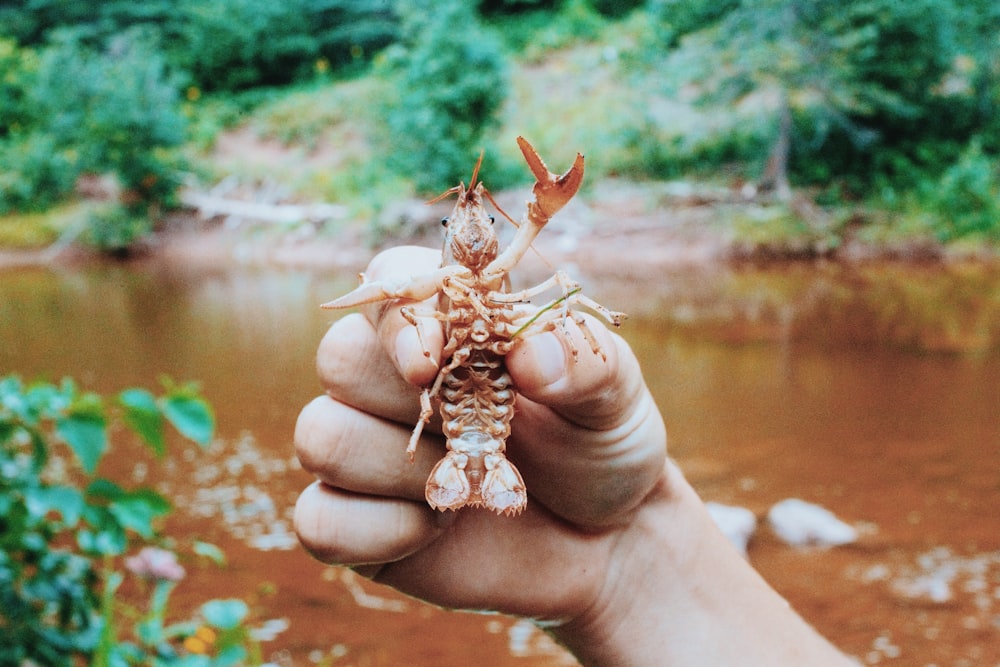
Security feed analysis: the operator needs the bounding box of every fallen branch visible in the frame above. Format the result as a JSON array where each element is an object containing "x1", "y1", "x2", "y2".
[{"x1": 179, "y1": 188, "x2": 348, "y2": 225}]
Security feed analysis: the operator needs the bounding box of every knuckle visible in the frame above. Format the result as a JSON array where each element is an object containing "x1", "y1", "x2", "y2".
[
  {"x1": 317, "y1": 314, "x2": 379, "y2": 396},
  {"x1": 293, "y1": 396, "x2": 353, "y2": 478}
]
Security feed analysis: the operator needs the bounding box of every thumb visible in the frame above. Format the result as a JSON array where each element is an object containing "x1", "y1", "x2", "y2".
[
  {"x1": 505, "y1": 316, "x2": 667, "y2": 525},
  {"x1": 507, "y1": 316, "x2": 637, "y2": 432}
]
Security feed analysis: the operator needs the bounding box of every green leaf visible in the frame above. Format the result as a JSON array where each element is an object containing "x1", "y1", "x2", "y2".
[
  {"x1": 201, "y1": 599, "x2": 248, "y2": 630},
  {"x1": 162, "y1": 620, "x2": 199, "y2": 640},
  {"x1": 77, "y1": 524, "x2": 127, "y2": 556},
  {"x1": 56, "y1": 412, "x2": 107, "y2": 474},
  {"x1": 25, "y1": 485, "x2": 85, "y2": 527},
  {"x1": 145, "y1": 579, "x2": 177, "y2": 634},
  {"x1": 108, "y1": 489, "x2": 171, "y2": 538},
  {"x1": 86, "y1": 478, "x2": 125, "y2": 502},
  {"x1": 119, "y1": 388, "x2": 166, "y2": 457},
  {"x1": 215, "y1": 645, "x2": 249, "y2": 666},
  {"x1": 193, "y1": 541, "x2": 227, "y2": 566},
  {"x1": 163, "y1": 394, "x2": 214, "y2": 447}
]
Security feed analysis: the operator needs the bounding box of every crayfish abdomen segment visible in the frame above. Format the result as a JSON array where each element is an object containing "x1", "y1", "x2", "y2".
[{"x1": 426, "y1": 352, "x2": 527, "y2": 515}]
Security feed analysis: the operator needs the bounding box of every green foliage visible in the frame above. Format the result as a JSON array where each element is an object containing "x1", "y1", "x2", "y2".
[
  {"x1": 32, "y1": 32, "x2": 187, "y2": 204},
  {"x1": 492, "y1": 0, "x2": 610, "y2": 58},
  {"x1": 84, "y1": 204, "x2": 154, "y2": 254},
  {"x1": 646, "y1": 0, "x2": 739, "y2": 44},
  {"x1": 587, "y1": 0, "x2": 646, "y2": 18},
  {"x1": 0, "y1": 0, "x2": 398, "y2": 92},
  {"x1": 918, "y1": 141, "x2": 1000, "y2": 243},
  {"x1": 0, "y1": 38, "x2": 38, "y2": 138},
  {"x1": 0, "y1": 31, "x2": 187, "y2": 226},
  {"x1": 0, "y1": 133, "x2": 79, "y2": 215},
  {"x1": 659, "y1": 0, "x2": 1000, "y2": 194},
  {"x1": 0, "y1": 375, "x2": 260, "y2": 667},
  {"x1": 477, "y1": 0, "x2": 561, "y2": 13},
  {"x1": 0, "y1": 39, "x2": 79, "y2": 214},
  {"x1": 378, "y1": 0, "x2": 509, "y2": 193}
]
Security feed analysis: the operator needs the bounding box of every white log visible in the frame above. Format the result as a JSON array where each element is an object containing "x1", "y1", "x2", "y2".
[{"x1": 179, "y1": 188, "x2": 348, "y2": 224}]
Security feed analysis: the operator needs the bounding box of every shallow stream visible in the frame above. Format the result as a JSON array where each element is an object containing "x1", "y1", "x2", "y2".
[{"x1": 2, "y1": 258, "x2": 998, "y2": 666}]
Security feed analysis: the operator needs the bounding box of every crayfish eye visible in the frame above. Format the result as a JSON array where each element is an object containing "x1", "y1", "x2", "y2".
[
  {"x1": 488, "y1": 215, "x2": 495, "y2": 224},
  {"x1": 440, "y1": 217, "x2": 449, "y2": 227}
]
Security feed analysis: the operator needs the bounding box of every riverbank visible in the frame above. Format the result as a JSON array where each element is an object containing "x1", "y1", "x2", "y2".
[{"x1": 3, "y1": 178, "x2": 997, "y2": 278}]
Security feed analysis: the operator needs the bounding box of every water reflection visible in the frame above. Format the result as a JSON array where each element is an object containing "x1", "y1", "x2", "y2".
[
  {"x1": 611, "y1": 261, "x2": 1000, "y2": 353},
  {"x1": 2, "y1": 258, "x2": 999, "y2": 665}
]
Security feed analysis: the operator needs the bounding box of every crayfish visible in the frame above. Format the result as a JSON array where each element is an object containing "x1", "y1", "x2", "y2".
[{"x1": 322, "y1": 137, "x2": 623, "y2": 516}]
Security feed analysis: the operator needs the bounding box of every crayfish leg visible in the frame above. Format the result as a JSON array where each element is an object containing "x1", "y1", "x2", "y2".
[
  {"x1": 400, "y1": 305, "x2": 443, "y2": 359},
  {"x1": 406, "y1": 388, "x2": 435, "y2": 461}
]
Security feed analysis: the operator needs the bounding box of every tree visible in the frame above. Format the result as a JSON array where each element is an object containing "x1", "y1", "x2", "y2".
[
  {"x1": 672, "y1": 0, "x2": 999, "y2": 196},
  {"x1": 378, "y1": 0, "x2": 508, "y2": 193}
]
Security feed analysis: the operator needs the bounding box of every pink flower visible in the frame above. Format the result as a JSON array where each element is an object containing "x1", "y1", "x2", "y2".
[{"x1": 125, "y1": 546, "x2": 186, "y2": 582}]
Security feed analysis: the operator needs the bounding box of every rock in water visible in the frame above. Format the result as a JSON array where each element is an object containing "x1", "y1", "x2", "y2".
[
  {"x1": 706, "y1": 502, "x2": 758, "y2": 557},
  {"x1": 767, "y1": 498, "x2": 858, "y2": 548}
]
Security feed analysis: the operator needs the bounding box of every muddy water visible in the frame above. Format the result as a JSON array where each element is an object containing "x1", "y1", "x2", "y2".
[{"x1": 2, "y1": 258, "x2": 999, "y2": 666}]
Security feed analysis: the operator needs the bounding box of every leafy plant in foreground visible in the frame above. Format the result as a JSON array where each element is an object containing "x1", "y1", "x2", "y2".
[{"x1": 0, "y1": 375, "x2": 262, "y2": 666}]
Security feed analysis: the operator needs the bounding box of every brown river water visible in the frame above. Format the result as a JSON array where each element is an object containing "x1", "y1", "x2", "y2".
[{"x1": 1, "y1": 257, "x2": 999, "y2": 666}]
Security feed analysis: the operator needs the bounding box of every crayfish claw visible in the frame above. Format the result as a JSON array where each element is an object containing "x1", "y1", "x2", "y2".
[
  {"x1": 516, "y1": 135, "x2": 553, "y2": 183},
  {"x1": 516, "y1": 136, "x2": 585, "y2": 219}
]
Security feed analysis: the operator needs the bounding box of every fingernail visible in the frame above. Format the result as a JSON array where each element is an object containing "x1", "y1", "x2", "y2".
[
  {"x1": 525, "y1": 333, "x2": 567, "y2": 387},
  {"x1": 395, "y1": 326, "x2": 422, "y2": 374}
]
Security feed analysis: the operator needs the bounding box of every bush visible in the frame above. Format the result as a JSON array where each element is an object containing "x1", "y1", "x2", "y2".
[
  {"x1": 0, "y1": 133, "x2": 79, "y2": 215},
  {"x1": 84, "y1": 204, "x2": 154, "y2": 254},
  {"x1": 0, "y1": 375, "x2": 263, "y2": 666},
  {"x1": 920, "y1": 140, "x2": 1000, "y2": 242},
  {"x1": 0, "y1": 39, "x2": 82, "y2": 215},
  {"x1": 31, "y1": 32, "x2": 187, "y2": 207},
  {"x1": 378, "y1": 0, "x2": 508, "y2": 193},
  {"x1": 0, "y1": 38, "x2": 38, "y2": 138}
]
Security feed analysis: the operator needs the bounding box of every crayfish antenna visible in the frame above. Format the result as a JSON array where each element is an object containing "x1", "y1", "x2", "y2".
[
  {"x1": 469, "y1": 149, "x2": 485, "y2": 190},
  {"x1": 426, "y1": 184, "x2": 463, "y2": 205},
  {"x1": 481, "y1": 188, "x2": 518, "y2": 228},
  {"x1": 426, "y1": 150, "x2": 486, "y2": 205}
]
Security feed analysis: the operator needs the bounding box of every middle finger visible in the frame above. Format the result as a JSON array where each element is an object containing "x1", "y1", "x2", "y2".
[{"x1": 295, "y1": 394, "x2": 444, "y2": 501}]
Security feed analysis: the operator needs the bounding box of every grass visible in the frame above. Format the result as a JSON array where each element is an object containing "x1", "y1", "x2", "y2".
[{"x1": 0, "y1": 202, "x2": 91, "y2": 249}]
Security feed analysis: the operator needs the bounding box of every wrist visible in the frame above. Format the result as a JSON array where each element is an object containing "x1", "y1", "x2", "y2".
[{"x1": 549, "y1": 461, "x2": 852, "y2": 666}]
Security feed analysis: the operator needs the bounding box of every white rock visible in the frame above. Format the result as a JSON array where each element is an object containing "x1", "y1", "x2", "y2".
[
  {"x1": 706, "y1": 502, "x2": 758, "y2": 557},
  {"x1": 767, "y1": 498, "x2": 858, "y2": 548}
]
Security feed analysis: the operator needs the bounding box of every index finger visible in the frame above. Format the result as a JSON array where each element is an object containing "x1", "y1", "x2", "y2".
[{"x1": 356, "y1": 246, "x2": 445, "y2": 387}]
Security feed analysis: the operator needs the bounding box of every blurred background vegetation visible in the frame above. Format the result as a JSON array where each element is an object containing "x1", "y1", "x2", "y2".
[{"x1": 1, "y1": 0, "x2": 999, "y2": 253}]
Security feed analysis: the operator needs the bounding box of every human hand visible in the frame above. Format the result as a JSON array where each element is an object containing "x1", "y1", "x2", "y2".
[{"x1": 294, "y1": 245, "x2": 667, "y2": 615}]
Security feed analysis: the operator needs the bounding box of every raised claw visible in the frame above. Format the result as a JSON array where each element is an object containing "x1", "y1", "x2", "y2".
[{"x1": 516, "y1": 136, "x2": 585, "y2": 219}]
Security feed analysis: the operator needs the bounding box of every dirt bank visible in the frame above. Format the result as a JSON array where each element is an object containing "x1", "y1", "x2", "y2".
[{"x1": 4, "y1": 179, "x2": 995, "y2": 276}]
